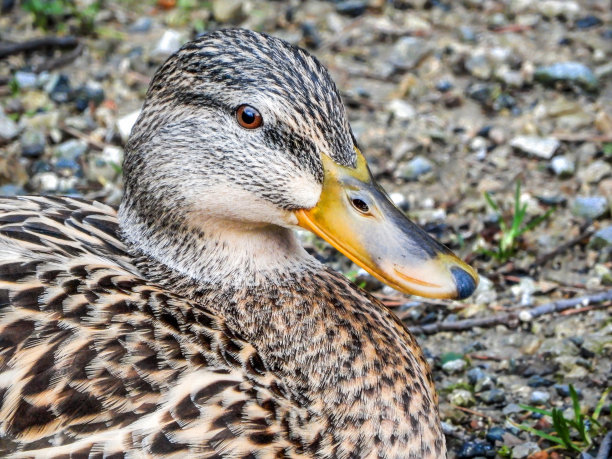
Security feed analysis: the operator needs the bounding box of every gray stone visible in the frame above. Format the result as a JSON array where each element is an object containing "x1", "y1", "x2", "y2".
[
  {"x1": 212, "y1": 0, "x2": 246, "y2": 23},
  {"x1": 478, "y1": 389, "x2": 506, "y2": 404},
  {"x1": 512, "y1": 441, "x2": 540, "y2": 458},
  {"x1": 530, "y1": 390, "x2": 550, "y2": 404},
  {"x1": 154, "y1": 30, "x2": 183, "y2": 56},
  {"x1": 442, "y1": 359, "x2": 467, "y2": 374},
  {"x1": 388, "y1": 99, "x2": 416, "y2": 121},
  {"x1": 510, "y1": 135, "x2": 560, "y2": 159},
  {"x1": 54, "y1": 139, "x2": 87, "y2": 160},
  {"x1": 448, "y1": 389, "x2": 475, "y2": 407},
  {"x1": 571, "y1": 196, "x2": 608, "y2": 220},
  {"x1": 589, "y1": 226, "x2": 612, "y2": 250},
  {"x1": 535, "y1": 62, "x2": 599, "y2": 92},
  {"x1": 0, "y1": 107, "x2": 20, "y2": 141},
  {"x1": 389, "y1": 37, "x2": 432, "y2": 71},
  {"x1": 502, "y1": 403, "x2": 522, "y2": 415},
  {"x1": 550, "y1": 155, "x2": 575, "y2": 177},
  {"x1": 14, "y1": 71, "x2": 38, "y2": 89},
  {"x1": 398, "y1": 156, "x2": 433, "y2": 181},
  {"x1": 539, "y1": 337, "x2": 580, "y2": 356},
  {"x1": 129, "y1": 17, "x2": 152, "y2": 33},
  {"x1": 577, "y1": 160, "x2": 611, "y2": 184},
  {"x1": 30, "y1": 172, "x2": 59, "y2": 192},
  {"x1": 465, "y1": 53, "x2": 492, "y2": 80},
  {"x1": 20, "y1": 129, "x2": 46, "y2": 158}
]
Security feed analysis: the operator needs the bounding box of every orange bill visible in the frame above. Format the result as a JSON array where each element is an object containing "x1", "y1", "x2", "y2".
[{"x1": 294, "y1": 149, "x2": 479, "y2": 300}]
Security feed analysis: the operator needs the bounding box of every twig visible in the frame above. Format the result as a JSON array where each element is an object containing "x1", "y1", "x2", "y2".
[
  {"x1": 0, "y1": 36, "x2": 78, "y2": 59},
  {"x1": 553, "y1": 133, "x2": 612, "y2": 143},
  {"x1": 60, "y1": 125, "x2": 112, "y2": 151},
  {"x1": 33, "y1": 42, "x2": 84, "y2": 72},
  {"x1": 533, "y1": 227, "x2": 595, "y2": 268},
  {"x1": 409, "y1": 289, "x2": 612, "y2": 335},
  {"x1": 596, "y1": 431, "x2": 612, "y2": 459},
  {"x1": 450, "y1": 404, "x2": 496, "y2": 422}
]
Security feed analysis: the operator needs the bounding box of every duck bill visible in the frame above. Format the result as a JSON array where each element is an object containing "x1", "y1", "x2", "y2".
[{"x1": 294, "y1": 150, "x2": 479, "y2": 300}]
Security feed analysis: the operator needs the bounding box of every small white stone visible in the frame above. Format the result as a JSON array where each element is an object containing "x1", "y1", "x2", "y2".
[
  {"x1": 510, "y1": 135, "x2": 560, "y2": 159},
  {"x1": 116, "y1": 110, "x2": 141, "y2": 142},
  {"x1": 154, "y1": 30, "x2": 184, "y2": 56},
  {"x1": 519, "y1": 310, "x2": 533, "y2": 322},
  {"x1": 388, "y1": 99, "x2": 416, "y2": 121}
]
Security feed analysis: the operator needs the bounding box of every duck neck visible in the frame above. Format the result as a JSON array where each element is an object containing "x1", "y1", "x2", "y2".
[{"x1": 118, "y1": 203, "x2": 318, "y2": 296}]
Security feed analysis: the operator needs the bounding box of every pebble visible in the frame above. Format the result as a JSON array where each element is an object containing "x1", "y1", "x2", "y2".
[
  {"x1": 212, "y1": 0, "x2": 246, "y2": 23},
  {"x1": 486, "y1": 426, "x2": 505, "y2": 442},
  {"x1": 448, "y1": 389, "x2": 475, "y2": 407},
  {"x1": 55, "y1": 139, "x2": 87, "y2": 160},
  {"x1": 14, "y1": 71, "x2": 38, "y2": 89},
  {"x1": 554, "y1": 384, "x2": 582, "y2": 398},
  {"x1": 128, "y1": 17, "x2": 152, "y2": 33},
  {"x1": 478, "y1": 389, "x2": 506, "y2": 404},
  {"x1": 388, "y1": 37, "x2": 432, "y2": 71},
  {"x1": 512, "y1": 441, "x2": 540, "y2": 458},
  {"x1": 154, "y1": 30, "x2": 183, "y2": 56},
  {"x1": 334, "y1": 0, "x2": 367, "y2": 17},
  {"x1": 0, "y1": 107, "x2": 20, "y2": 141},
  {"x1": 510, "y1": 135, "x2": 560, "y2": 159},
  {"x1": 467, "y1": 367, "x2": 486, "y2": 385},
  {"x1": 589, "y1": 226, "x2": 612, "y2": 250},
  {"x1": 389, "y1": 192, "x2": 409, "y2": 211},
  {"x1": 550, "y1": 155, "x2": 575, "y2": 177},
  {"x1": 537, "y1": 1, "x2": 579, "y2": 20},
  {"x1": 74, "y1": 81, "x2": 105, "y2": 112},
  {"x1": 398, "y1": 156, "x2": 433, "y2": 181},
  {"x1": 530, "y1": 390, "x2": 550, "y2": 404},
  {"x1": 20, "y1": 129, "x2": 46, "y2": 158},
  {"x1": 44, "y1": 74, "x2": 72, "y2": 104},
  {"x1": 502, "y1": 403, "x2": 522, "y2": 415},
  {"x1": 388, "y1": 99, "x2": 416, "y2": 121},
  {"x1": 577, "y1": 160, "x2": 611, "y2": 184},
  {"x1": 30, "y1": 171, "x2": 59, "y2": 192},
  {"x1": 571, "y1": 196, "x2": 609, "y2": 220},
  {"x1": 575, "y1": 15, "x2": 602, "y2": 29},
  {"x1": 456, "y1": 441, "x2": 495, "y2": 458},
  {"x1": 117, "y1": 110, "x2": 141, "y2": 142},
  {"x1": 527, "y1": 375, "x2": 554, "y2": 387},
  {"x1": 442, "y1": 358, "x2": 467, "y2": 374},
  {"x1": 535, "y1": 62, "x2": 599, "y2": 92},
  {"x1": 0, "y1": 184, "x2": 25, "y2": 196}
]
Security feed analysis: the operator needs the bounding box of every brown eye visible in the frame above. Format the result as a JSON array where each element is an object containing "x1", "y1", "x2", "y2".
[{"x1": 236, "y1": 105, "x2": 263, "y2": 129}]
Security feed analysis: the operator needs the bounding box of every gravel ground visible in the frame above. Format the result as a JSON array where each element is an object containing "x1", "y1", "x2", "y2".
[{"x1": 0, "y1": 1, "x2": 611, "y2": 457}]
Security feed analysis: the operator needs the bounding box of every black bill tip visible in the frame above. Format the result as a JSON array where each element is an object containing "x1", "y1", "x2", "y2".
[{"x1": 451, "y1": 266, "x2": 477, "y2": 300}]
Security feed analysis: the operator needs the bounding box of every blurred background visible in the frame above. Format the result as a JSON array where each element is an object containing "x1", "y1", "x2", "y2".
[{"x1": 0, "y1": 1, "x2": 611, "y2": 457}]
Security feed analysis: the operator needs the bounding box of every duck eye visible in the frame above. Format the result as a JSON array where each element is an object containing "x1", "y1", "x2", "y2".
[
  {"x1": 351, "y1": 198, "x2": 370, "y2": 214},
  {"x1": 236, "y1": 105, "x2": 263, "y2": 129}
]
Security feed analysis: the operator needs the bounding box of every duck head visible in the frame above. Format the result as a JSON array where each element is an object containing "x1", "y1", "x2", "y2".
[{"x1": 121, "y1": 29, "x2": 478, "y2": 300}]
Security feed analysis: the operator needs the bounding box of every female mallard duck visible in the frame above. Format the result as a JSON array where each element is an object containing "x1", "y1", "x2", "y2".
[{"x1": 0, "y1": 29, "x2": 478, "y2": 458}]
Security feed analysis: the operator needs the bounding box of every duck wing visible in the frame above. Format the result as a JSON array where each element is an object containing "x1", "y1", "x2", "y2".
[{"x1": 0, "y1": 197, "x2": 300, "y2": 458}]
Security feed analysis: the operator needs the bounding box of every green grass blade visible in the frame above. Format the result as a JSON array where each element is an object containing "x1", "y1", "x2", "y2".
[
  {"x1": 592, "y1": 387, "x2": 611, "y2": 421},
  {"x1": 484, "y1": 191, "x2": 501, "y2": 214},
  {"x1": 519, "y1": 404, "x2": 554, "y2": 417},
  {"x1": 512, "y1": 421, "x2": 566, "y2": 446}
]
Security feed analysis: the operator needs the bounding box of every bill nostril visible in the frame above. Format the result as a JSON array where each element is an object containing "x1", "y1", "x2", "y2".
[{"x1": 451, "y1": 266, "x2": 477, "y2": 300}]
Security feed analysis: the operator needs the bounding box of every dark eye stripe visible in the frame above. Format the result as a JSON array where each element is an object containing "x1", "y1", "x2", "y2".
[{"x1": 236, "y1": 105, "x2": 263, "y2": 129}]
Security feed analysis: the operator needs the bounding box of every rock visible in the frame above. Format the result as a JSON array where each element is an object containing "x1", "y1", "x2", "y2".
[
  {"x1": 0, "y1": 107, "x2": 20, "y2": 141},
  {"x1": 510, "y1": 135, "x2": 560, "y2": 159},
  {"x1": 577, "y1": 160, "x2": 611, "y2": 184},
  {"x1": 212, "y1": 0, "x2": 246, "y2": 23},
  {"x1": 117, "y1": 110, "x2": 141, "y2": 142},
  {"x1": 44, "y1": 74, "x2": 72, "y2": 104},
  {"x1": 589, "y1": 226, "x2": 612, "y2": 250},
  {"x1": 398, "y1": 156, "x2": 433, "y2": 181},
  {"x1": 527, "y1": 375, "x2": 554, "y2": 387},
  {"x1": 335, "y1": 0, "x2": 367, "y2": 17},
  {"x1": 512, "y1": 441, "x2": 540, "y2": 458},
  {"x1": 0, "y1": 184, "x2": 25, "y2": 196},
  {"x1": 465, "y1": 53, "x2": 492, "y2": 80},
  {"x1": 129, "y1": 17, "x2": 152, "y2": 33},
  {"x1": 502, "y1": 403, "x2": 522, "y2": 415},
  {"x1": 154, "y1": 29, "x2": 183, "y2": 57},
  {"x1": 14, "y1": 71, "x2": 38, "y2": 89},
  {"x1": 537, "y1": 1, "x2": 579, "y2": 19},
  {"x1": 594, "y1": 264, "x2": 612, "y2": 285},
  {"x1": 554, "y1": 384, "x2": 582, "y2": 398},
  {"x1": 448, "y1": 389, "x2": 475, "y2": 407},
  {"x1": 388, "y1": 37, "x2": 432, "y2": 71},
  {"x1": 389, "y1": 192, "x2": 409, "y2": 211},
  {"x1": 30, "y1": 172, "x2": 59, "y2": 192},
  {"x1": 473, "y1": 276, "x2": 497, "y2": 304},
  {"x1": 388, "y1": 99, "x2": 416, "y2": 121},
  {"x1": 86, "y1": 146, "x2": 124, "y2": 183},
  {"x1": 458, "y1": 26, "x2": 477, "y2": 43},
  {"x1": 571, "y1": 196, "x2": 608, "y2": 220},
  {"x1": 436, "y1": 80, "x2": 453, "y2": 92},
  {"x1": 20, "y1": 129, "x2": 46, "y2": 158},
  {"x1": 467, "y1": 367, "x2": 486, "y2": 385},
  {"x1": 535, "y1": 62, "x2": 599, "y2": 92},
  {"x1": 478, "y1": 389, "x2": 506, "y2": 404},
  {"x1": 530, "y1": 390, "x2": 551, "y2": 404},
  {"x1": 54, "y1": 139, "x2": 87, "y2": 160},
  {"x1": 575, "y1": 15, "x2": 602, "y2": 29},
  {"x1": 456, "y1": 441, "x2": 495, "y2": 458},
  {"x1": 486, "y1": 426, "x2": 505, "y2": 442},
  {"x1": 442, "y1": 359, "x2": 467, "y2": 374},
  {"x1": 74, "y1": 81, "x2": 105, "y2": 112},
  {"x1": 550, "y1": 155, "x2": 575, "y2": 177}
]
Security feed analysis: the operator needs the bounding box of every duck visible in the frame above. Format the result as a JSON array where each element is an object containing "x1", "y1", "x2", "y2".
[{"x1": 0, "y1": 29, "x2": 478, "y2": 458}]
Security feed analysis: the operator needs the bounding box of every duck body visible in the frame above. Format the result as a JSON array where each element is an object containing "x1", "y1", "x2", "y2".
[
  {"x1": 0, "y1": 196, "x2": 442, "y2": 458},
  {"x1": 0, "y1": 29, "x2": 477, "y2": 458}
]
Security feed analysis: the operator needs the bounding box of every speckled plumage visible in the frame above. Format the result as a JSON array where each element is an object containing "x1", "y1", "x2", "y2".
[{"x1": 0, "y1": 30, "x2": 446, "y2": 458}]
